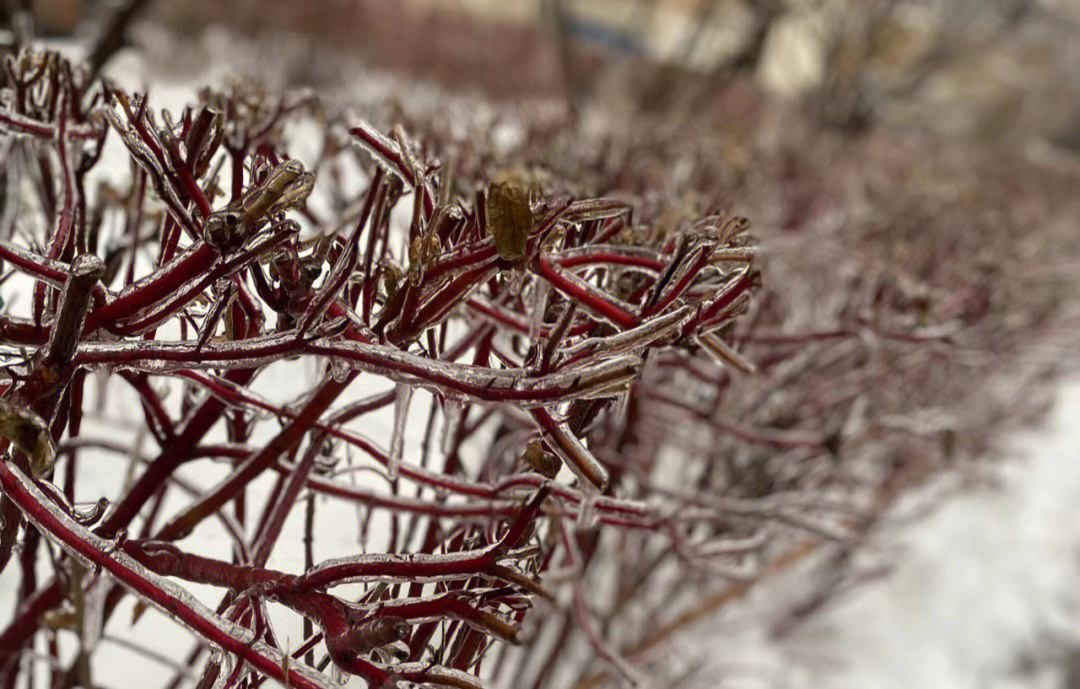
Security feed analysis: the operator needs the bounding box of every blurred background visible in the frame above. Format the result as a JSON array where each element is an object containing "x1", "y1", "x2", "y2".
[{"x1": 6, "y1": 1, "x2": 1080, "y2": 688}]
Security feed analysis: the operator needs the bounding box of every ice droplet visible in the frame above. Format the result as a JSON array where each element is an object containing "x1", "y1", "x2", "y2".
[
  {"x1": 331, "y1": 663, "x2": 350, "y2": 686},
  {"x1": 209, "y1": 661, "x2": 229, "y2": 689},
  {"x1": 206, "y1": 646, "x2": 225, "y2": 675},
  {"x1": 576, "y1": 493, "x2": 599, "y2": 531},
  {"x1": 527, "y1": 279, "x2": 550, "y2": 343},
  {"x1": 610, "y1": 387, "x2": 630, "y2": 426},
  {"x1": 81, "y1": 575, "x2": 107, "y2": 650},
  {"x1": 211, "y1": 644, "x2": 240, "y2": 689},
  {"x1": 441, "y1": 396, "x2": 465, "y2": 456},
  {"x1": 328, "y1": 356, "x2": 351, "y2": 383},
  {"x1": 507, "y1": 268, "x2": 526, "y2": 296},
  {"x1": 388, "y1": 384, "x2": 414, "y2": 481}
]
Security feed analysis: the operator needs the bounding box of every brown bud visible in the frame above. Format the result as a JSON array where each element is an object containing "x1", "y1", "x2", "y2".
[
  {"x1": 0, "y1": 398, "x2": 55, "y2": 478},
  {"x1": 522, "y1": 439, "x2": 560, "y2": 479},
  {"x1": 486, "y1": 181, "x2": 532, "y2": 261}
]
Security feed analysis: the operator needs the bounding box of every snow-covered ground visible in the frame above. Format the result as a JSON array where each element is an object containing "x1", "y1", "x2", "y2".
[{"x1": 652, "y1": 379, "x2": 1080, "y2": 689}]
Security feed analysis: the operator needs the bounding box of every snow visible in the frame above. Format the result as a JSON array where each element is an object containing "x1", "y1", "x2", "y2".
[{"x1": 655, "y1": 379, "x2": 1080, "y2": 689}]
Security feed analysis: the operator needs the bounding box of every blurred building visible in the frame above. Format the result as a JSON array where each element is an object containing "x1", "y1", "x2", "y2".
[{"x1": 12, "y1": 0, "x2": 779, "y2": 99}]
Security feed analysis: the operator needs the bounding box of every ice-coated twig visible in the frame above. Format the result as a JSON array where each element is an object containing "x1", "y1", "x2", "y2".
[
  {"x1": 0, "y1": 72, "x2": 779, "y2": 689},
  {"x1": 696, "y1": 331, "x2": 757, "y2": 374},
  {"x1": 77, "y1": 336, "x2": 643, "y2": 407},
  {"x1": 559, "y1": 519, "x2": 644, "y2": 687},
  {"x1": 0, "y1": 460, "x2": 338, "y2": 689},
  {"x1": 531, "y1": 407, "x2": 608, "y2": 491}
]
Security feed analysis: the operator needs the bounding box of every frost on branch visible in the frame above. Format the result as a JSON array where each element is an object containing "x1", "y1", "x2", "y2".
[{"x1": 0, "y1": 48, "x2": 848, "y2": 689}]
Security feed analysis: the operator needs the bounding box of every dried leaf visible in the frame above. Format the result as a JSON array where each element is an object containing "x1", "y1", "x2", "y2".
[
  {"x1": 523, "y1": 438, "x2": 560, "y2": 478},
  {"x1": 486, "y1": 181, "x2": 533, "y2": 261},
  {"x1": 0, "y1": 398, "x2": 55, "y2": 478}
]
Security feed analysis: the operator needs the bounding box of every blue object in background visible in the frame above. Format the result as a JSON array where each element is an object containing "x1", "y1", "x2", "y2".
[{"x1": 565, "y1": 18, "x2": 642, "y2": 55}]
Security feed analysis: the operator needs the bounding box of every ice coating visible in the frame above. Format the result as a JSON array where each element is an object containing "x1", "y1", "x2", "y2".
[
  {"x1": 300, "y1": 547, "x2": 501, "y2": 589},
  {"x1": 696, "y1": 331, "x2": 756, "y2": 374},
  {"x1": 388, "y1": 383, "x2": 413, "y2": 480},
  {"x1": 0, "y1": 76, "x2": 772, "y2": 688},
  {"x1": 0, "y1": 241, "x2": 76, "y2": 289},
  {"x1": 78, "y1": 336, "x2": 643, "y2": 407},
  {"x1": 576, "y1": 493, "x2": 599, "y2": 531},
  {"x1": 534, "y1": 254, "x2": 639, "y2": 330},
  {"x1": 0, "y1": 462, "x2": 339, "y2": 689},
  {"x1": 393, "y1": 663, "x2": 485, "y2": 689},
  {"x1": 441, "y1": 396, "x2": 465, "y2": 456},
  {"x1": 531, "y1": 407, "x2": 608, "y2": 492},
  {"x1": 560, "y1": 304, "x2": 693, "y2": 361},
  {"x1": 527, "y1": 278, "x2": 551, "y2": 343},
  {"x1": 102, "y1": 105, "x2": 198, "y2": 236},
  {"x1": 112, "y1": 223, "x2": 296, "y2": 336},
  {"x1": 561, "y1": 198, "x2": 632, "y2": 224}
]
